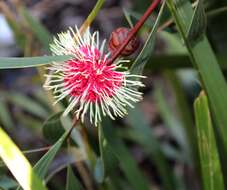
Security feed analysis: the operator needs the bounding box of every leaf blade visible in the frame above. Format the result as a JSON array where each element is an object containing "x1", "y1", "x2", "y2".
[
  {"x1": 0, "y1": 127, "x2": 48, "y2": 190},
  {"x1": 130, "y1": 1, "x2": 166, "y2": 75},
  {"x1": 0, "y1": 55, "x2": 71, "y2": 69},
  {"x1": 194, "y1": 92, "x2": 224, "y2": 190},
  {"x1": 167, "y1": 0, "x2": 227, "y2": 178},
  {"x1": 34, "y1": 128, "x2": 72, "y2": 179}
]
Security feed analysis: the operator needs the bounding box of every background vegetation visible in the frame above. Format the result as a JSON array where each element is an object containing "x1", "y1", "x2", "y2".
[{"x1": 0, "y1": 0, "x2": 227, "y2": 189}]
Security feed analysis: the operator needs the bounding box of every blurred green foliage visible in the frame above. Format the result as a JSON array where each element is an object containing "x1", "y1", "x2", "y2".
[{"x1": 0, "y1": 0, "x2": 227, "y2": 189}]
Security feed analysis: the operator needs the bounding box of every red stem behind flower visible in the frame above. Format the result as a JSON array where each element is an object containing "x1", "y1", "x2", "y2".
[{"x1": 107, "y1": 0, "x2": 162, "y2": 65}]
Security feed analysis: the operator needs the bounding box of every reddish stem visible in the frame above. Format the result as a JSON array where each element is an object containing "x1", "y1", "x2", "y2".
[{"x1": 107, "y1": 0, "x2": 161, "y2": 65}]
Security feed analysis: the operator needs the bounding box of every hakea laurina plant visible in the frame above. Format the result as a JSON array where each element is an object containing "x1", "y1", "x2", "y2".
[
  {"x1": 44, "y1": 0, "x2": 161, "y2": 126},
  {"x1": 44, "y1": 27, "x2": 144, "y2": 126}
]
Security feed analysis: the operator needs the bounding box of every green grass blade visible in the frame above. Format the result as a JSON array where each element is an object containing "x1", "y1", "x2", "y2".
[
  {"x1": 167, "y1": 0, "x2": 227, "y2": 174},
  {"x1": 101, "y1": 118, "x2": 150, "y2": 190},
  {"x1": 194, "y1": 92, "x2": 224, "y2": 190},
  {"x1": 66, "y1": 166, "x2": 83, "y2": 190},
  {"x1": 0, "y1": 55, "x2": 71, "y2": 69},
  {"x1": 0, "y1": 127, "x2": 48, "y2": 190}
]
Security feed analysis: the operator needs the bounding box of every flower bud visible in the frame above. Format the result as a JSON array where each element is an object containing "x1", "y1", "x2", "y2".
[{"x1": 108, "y1": 27, "x2": 139, "y2": 56}]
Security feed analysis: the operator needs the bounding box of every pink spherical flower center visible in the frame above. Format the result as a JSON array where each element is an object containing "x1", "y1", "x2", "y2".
[{"x1": 64, "y1": 46, "x2": 124, "y2": 102}]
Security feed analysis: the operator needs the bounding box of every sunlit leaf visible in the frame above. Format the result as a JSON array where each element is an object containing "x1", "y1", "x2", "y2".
[
  {"x1": 0, "y1": 128, "x2": 47, "y2": 190},
  {"x1": 194, "y1": 92, "x2": 224, "y2": 190}
]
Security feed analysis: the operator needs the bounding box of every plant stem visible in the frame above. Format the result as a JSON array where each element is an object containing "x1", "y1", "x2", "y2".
[
  {"x1": 80, "y1": 0, "x2": 106, "y2": 34},
  {"x1": 107, "y1": 0, "x2": 161, "y2": 65}
]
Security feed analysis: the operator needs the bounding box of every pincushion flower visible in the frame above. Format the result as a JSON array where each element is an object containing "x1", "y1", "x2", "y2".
[{"x1": 44, "y1": 27, "x2": 144, "y2": 126}]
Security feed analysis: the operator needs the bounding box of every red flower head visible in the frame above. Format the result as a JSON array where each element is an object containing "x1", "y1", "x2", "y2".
[{"x1": 44, "y1": 27, "x2": 144, "y2": 125}]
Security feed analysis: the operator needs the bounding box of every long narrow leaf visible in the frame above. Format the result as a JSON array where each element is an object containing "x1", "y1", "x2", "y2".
[
  {"x1": 0, "y1": 128, "x2": 47, "y2": 190},
  {"x1": 0, "y1": 55, "x2": 71, "y2": 69},
  {"x1": 34, "y1": 128, "x2": 72, "y2": 179},
  {"x1": 194, "y1": 92, "x2": 224, "y2": 190},
  {"x1": 167, "y1": 0, "x2": 227, "y2": 176},
  {"x1": 130, "y1": 1, "x2": 166, "y2": 75},
  {"x1": 16, "y1": 127, "x2": 73, "y2": 190}
]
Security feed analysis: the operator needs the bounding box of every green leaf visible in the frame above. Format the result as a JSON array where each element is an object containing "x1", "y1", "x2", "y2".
[
  {"x1": 20, "y1": 7, "x2": 52, "y2": 51},
  {"x1": 187, "y1": 0, "x2": 207, "y2": 44},
  {"x1": 43, "y1": 112, "x2": 65, "y2": 143},
  {"x1": 130, "y1": 1, "x2": 166, "y2": 75},
  {"x1": 66, "y1": 166, "x2": 83, "y2": 190},
  {"x1": 0, "y1": 127, "x2": 48, "y2": 190},
  {"x1": 0, "y1": 55, "x2": 71, "y2": 69},
  {"x1": 81, "y1": 0, "x2": 105, "y2": 30},
  {"x1": 194, "y1": 92, "x2": 224, "y2": 190},
  {"x1": 167, "y1": 0, "x2": 227, "y2": 177},
  {"x1": 34, "y1": 128, "x2": 72, "y2": 179},
  {"x1": 101, "y1": 118, "x2": 150, "y2": 190},
  {"x1": 17, "y1": 127, "x2": 73, "y2": 190}
]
